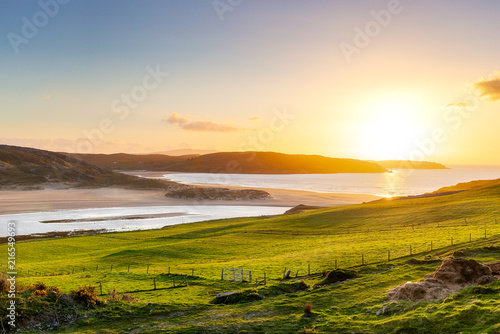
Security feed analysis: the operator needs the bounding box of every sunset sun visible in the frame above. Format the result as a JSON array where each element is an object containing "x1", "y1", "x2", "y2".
[{"x1": 360, "y1": 100, "x2": 422, "y2": 160}]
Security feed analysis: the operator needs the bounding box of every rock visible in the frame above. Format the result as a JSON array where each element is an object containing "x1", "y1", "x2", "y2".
[
  {"x1": 388, "y1": 258, "x2": 498, "y2": 301},
  {"x1": 484, "y1": 262, "x2": 500, "y2": 274}
]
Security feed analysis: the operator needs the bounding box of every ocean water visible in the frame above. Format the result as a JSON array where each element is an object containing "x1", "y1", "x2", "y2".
[
  {"x1": 0, "y1": 205, "x2": 290, "y2": 237},
  {"x1": 152, "y1": 166, "x2": 500, "y2": 198}
]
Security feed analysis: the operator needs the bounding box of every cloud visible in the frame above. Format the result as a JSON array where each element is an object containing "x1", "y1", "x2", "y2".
[
  {"x1": 474, "y1": 73, "x2": 500, "y2": 101},
  {"x1": 249, "y1": 116, "x2": 260, "y2": 121},
  {"x1": 443, "y1": 102, "x2": 469, "y2": 108},
  {"x1": 164, "y1": 113, "x2": 243, "y2": 133}
]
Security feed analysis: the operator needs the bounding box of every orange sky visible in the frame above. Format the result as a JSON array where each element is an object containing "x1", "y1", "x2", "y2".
[{"x1": 1, "y1": 1, "x2": 499, "y2": 165}]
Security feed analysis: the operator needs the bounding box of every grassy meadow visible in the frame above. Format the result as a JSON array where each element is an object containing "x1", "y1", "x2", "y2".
[{"x1": 1, "y1": 181, "x2": 500, "y2": 333}]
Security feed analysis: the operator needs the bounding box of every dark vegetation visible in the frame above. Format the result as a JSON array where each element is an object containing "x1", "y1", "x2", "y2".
[
  {"x1": 165, "y1": 187, "x2": 270, "y2": 200},
  {"x1": 0, "y1": 145, "x2": 182, "y2": 190},
  {"x1": 165, "y1": 151, "x2": 388, "y2": 174}
]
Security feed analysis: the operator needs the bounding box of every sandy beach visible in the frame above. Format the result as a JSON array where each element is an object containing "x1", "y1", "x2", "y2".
[{"x1": 0, "y1": 186, "x2": 380, "y2": 215}]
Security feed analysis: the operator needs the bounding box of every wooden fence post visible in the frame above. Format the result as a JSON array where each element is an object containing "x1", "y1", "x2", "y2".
[
  {"x1": 388, "y1": 250, "x2": 390, "y2": 262},
  {"x1": 192, "y1": 269, "x2": 194, "y2": 277},
  {"x1": 308, "y1": 264, "x2": 310, "y2": 276},
  {"x1": 168, "y1": 267, "x2": 170, "y2": 274},
  {"x1": 335, "y1": 259, "x2": 337, "y2": 270},
  {"x1": 249, "y1": 271, "x2": 252, "y2": 283},
  {"x1": 147, "y1": 264, "x2": 149, "y2": 274},
  {"x1": 99, "y1": 282, "x2": 102, "y2": 296},
  {"x1": 154, "y1": 277, "x2": 156, "y2": 290},
  {"x1": 110, "y1": 265, "x2": 113, "y2": 272},
  {"x1": 173, "y1": 278, "x2": 175, "y2": 287},
  {"x1": 431, "y1": 241, "x2": 433, "y2": 251},
  {"x1": 469, "y1": 233, "x2": 472, "y2": 242},
  {"x1": 451, "y1": 237, "x2": 453, "y2": 246},
  {"x1": 96, "y1": 265, "x2": 98, "y2": 271},
  {"x1": 362, "y1": 254, "x2": 364, "y2": 265},
  {"x1": 410, "y1": 246, "x2": 412, "y2": 255},
  {"x1": 264, "y1": 273, "x2": 266, "y2": 285},
  {"x1": 485, "y1": 228, "x2": 487, "y2": 239},
  {"x1": 221, "y1": 268, "x2": 224, "y2": 281}
]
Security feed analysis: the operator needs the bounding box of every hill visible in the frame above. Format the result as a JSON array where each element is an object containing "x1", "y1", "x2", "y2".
[
  {"x1": 0, "y1": 145, "x2": 179, "y2": 190},
  {"x1": 4, "y1": 179, "x2": 500, "y2": 333},
  {"x1": 64, "y1": 153, "x2": 196, "y2": 171},
  {"x1": 372, "y1": 160, "x2": 448, "y2": 169},
  {"x1": 165, "y1": 151, "x2": 388, "y2": 174}
]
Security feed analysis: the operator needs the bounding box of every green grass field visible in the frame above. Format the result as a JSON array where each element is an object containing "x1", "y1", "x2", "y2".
[{"x1": 1, "y1": 180, "x2": 500, "y2": 333}]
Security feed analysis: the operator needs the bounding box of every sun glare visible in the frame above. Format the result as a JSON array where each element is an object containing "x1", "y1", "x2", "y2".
[{"x1": 360, "y1": 100, "x2": 422, "y2": 160}]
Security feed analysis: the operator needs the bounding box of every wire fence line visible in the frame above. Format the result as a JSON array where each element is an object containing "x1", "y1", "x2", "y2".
[
  {"x1": 88, "y1": 217, "x2": 499, "y2": 241},
  {"x1": 9, "y1": 226, "x2": 500, "y2": 289}
]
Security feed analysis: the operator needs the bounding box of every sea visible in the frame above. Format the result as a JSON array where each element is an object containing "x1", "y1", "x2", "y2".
[{"x1": 152, "y1": 166, "x2": 500, "y2": 198}]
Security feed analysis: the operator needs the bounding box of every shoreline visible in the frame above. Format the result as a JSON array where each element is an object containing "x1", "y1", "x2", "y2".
[{"x1": 0, "y1": 187, "x2": 380, "y2": 216}]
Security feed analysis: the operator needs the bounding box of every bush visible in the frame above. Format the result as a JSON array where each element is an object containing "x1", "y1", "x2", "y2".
[
  {"x1": 70, "y1": 285, "x2": 100, "y2": 308},
  {"x1": 108, "y1": 289, "x2": 119, "y2": 301},
  {"x1": 121, "y1": 293, "x2": 138, "y2": 302},
  {"x1": 34, "y1": 289, "x2": 47, "y2": 297},
  {"x1": 304, "y1": 303, "x2": 313, "y2": 315},
  {"x1": 0, "y1": 274, "x2": 9, "y2": 293},
  {"x1": 34, "y1": 281, "x2": 48, "y2": 291},
  {"x1": 49, "y1": 286, "x2": 62, "y2": 294}
]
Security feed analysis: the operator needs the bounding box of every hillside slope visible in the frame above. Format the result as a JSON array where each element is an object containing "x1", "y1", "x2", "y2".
[
  {"x1": 0, "y1": 145, "x2": 177, "y2": 190},
  {"x1": 65, "y1": 153, "x2": 196, "y2": 171},
  {"x1": 165, "y1": 151, "x2": 388, "y2": 174},
  {"x1": 374, "y1": 160, "x2": 448, "y2": 169}
]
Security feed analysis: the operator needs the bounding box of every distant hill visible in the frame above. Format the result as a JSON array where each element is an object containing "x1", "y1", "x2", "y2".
[
  {"x1": 165, "y1": 152, "x2": 388, "y2": 174},
  {"x1": 64, "y1": 153, "x2": 196, "y2": 171},
  {"x1": 373, "y1": 160, "x2": 448, "y2": 169},
  {"x1": 0, "y1": 145, "x2": 178, "y2": 190},
  {"x1": 153, "y1": 148, "x2": 218, "y2": 156}
]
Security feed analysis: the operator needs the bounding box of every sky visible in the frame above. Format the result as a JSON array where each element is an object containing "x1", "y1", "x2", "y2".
[{"x1": 1, "y1": 0, "x2": 500, "y2": 165}]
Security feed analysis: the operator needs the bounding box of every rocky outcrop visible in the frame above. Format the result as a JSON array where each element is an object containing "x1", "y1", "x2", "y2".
[{"x1": 388, "y1": 258, "x2": 498, "y2": 301}]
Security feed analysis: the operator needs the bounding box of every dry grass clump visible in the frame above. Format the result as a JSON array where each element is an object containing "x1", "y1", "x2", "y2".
[{"x1": 304, "y1": 303, "x2": 313, "y2": 315}]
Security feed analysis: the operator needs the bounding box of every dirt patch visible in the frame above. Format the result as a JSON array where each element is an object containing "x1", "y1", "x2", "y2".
[
  {"x1": 485, "y1": 262, "x2": 500, "y2": 275},
  {"x1": 388, "y1": 258, "x2": 498, "y2": 301}
]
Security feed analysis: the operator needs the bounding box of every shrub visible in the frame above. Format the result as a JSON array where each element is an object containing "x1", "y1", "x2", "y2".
[
  {"x1": 34, "y1": 281, "x2": 48, "y2": 291},
  {"x1": 108, "y1": 289, "x2": 119, "y2": 301},
  {"x1": 70, "y1": 285, "x2": 100, "y2": 308},
  {"x1": 121, "y1": 293, "x2": 138, "y2": 302},
  {"x1": 304, "y1": 303, "x2": 313, "y2": 315},
  {"x1": 0, "y1": 274, "x2": 9, "y2": 293},
  {"x1": 49, "y1": 286, "x2": 62, "y2": 294},
  {"x1": 34, "y1": 289, "x2": 47, "y2": 297}
]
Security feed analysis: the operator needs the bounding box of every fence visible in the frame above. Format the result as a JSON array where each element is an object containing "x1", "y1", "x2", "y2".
[{"x1": 221, "y1": 268, "x2": 252, "y2": 282}]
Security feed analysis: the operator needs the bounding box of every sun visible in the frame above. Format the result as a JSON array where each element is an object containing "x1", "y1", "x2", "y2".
[{"x1": 359, "y1": 100, "x2": 422, "y2": 160}]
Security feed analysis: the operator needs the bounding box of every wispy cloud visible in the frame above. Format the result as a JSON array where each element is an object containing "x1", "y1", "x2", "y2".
[
  {"x1": 474, "y1": 72, "x2": 500, "y2": 101},
  {"x1": 164, "y1": 113, "x2": 244, "y2": 133},
  {"x1": 249, "y1": 116, "x2": 260, "y2": 121}
]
